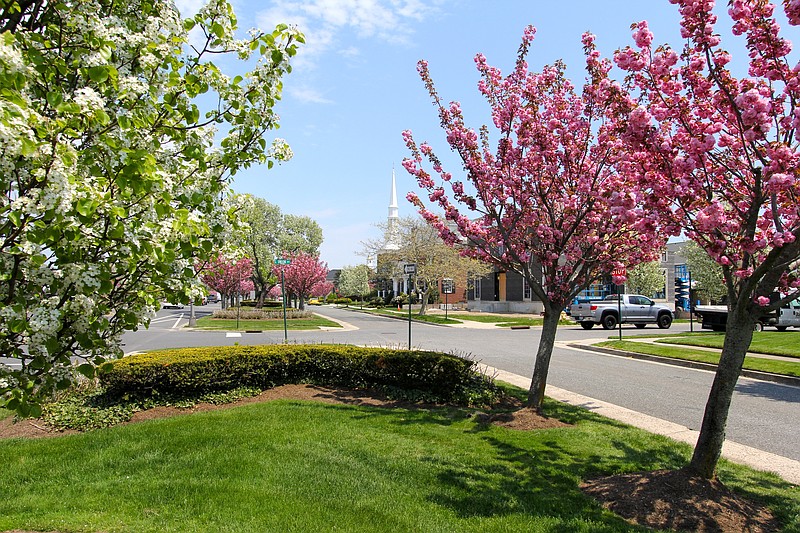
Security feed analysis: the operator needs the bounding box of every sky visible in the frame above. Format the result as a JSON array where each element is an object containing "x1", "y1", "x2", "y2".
[{"x1": 175, "y1": 0, "x2": 796, "y2": 270}]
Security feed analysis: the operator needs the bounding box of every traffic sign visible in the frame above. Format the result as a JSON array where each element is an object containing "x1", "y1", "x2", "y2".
[
  {"x1": 441, "y1": 278, "x2": 455, "y2": 294},
  {"x1": 403, "y1": 264, "x2": 416, "y2": 275},
  {"x1": 612, "y1": 267, "x2": 626, "y2": 277},
  {"x1": 274, "y1": 258, "x2": 291, "y2": 265}
]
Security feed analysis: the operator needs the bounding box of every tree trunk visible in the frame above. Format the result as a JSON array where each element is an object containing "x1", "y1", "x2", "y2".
[
  {"x1": 526, "y1": 305, "x2": 561, "y2": 414},
  {"x1": 687, "y1": 306, "x2": 755, "y2": 479},
  {"x1": 255, "y1": 289, "x2": 266, "y2": 309},
  {"x1": 298, "y1": 294, "x2": 305, "y2": 311},
  {"x1": 418, "y1": 288, "x2": 430, "y2": 316}
]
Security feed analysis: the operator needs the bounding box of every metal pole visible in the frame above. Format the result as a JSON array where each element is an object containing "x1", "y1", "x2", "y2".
[
  {"x1": 689, "y1": 270, "x2": 694, "y2": 333},
  {"x1": 189, "y1": 300, "x2": 196, "y2": 327},
  {"x1": 408, "y1": 275, "x2": 412, "y2": 350},
  {"x1": 445, "y1": 290, "x2": 448, "y2": 320},
  {"x1": 618, "y1": 284, "x2": 623, "y2": 341},
  {"x1": 282, "y1": 270, "x2": 288, "y2": 343}
]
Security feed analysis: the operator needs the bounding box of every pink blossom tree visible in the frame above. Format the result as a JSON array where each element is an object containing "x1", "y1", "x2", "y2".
[
  {"x1": 617, "y1": 0, "x2": 800, "y2": 479},
  {"x1": 403, "y1": 27, "x2": 667, "y2": 413},
  {"x1": 198, "y1": 256, "x2": 255, "y2": 309},
  {"x1": 272, "y1": 252, "x2": 329, "y2": 310},
  {"x1": 310, "y1": 281, "x2": 335, "y2": 299}
]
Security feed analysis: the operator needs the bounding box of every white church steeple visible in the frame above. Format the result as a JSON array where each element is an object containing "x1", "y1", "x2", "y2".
[
  {"x1": 385, "y1": 167, "x2": 401, "y2": 250},
  {"x1": 388, "y1": 167, "x2": 399, "y2": 220}
]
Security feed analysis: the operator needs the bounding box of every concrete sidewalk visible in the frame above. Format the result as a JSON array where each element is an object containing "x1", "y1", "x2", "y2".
[{"x1": 483, "y1": 365, "x2": 800, "y2": 485}]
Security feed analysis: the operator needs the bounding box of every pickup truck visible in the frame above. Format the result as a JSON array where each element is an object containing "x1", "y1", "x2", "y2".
[
  {"x1": 694, "y1": 296, "x2": 800, "y2": 331},
  {"x1": 570, "y1": 294, "x2": 674, "y2": 330}
]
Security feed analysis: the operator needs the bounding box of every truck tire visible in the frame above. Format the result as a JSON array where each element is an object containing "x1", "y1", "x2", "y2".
[
  {"x1": 753, "y1": 322, "x2": 764, "y2": 332},
  {"x1": 580, "y1": 322, "x2": 594, "y2": 330},
  {"x1": 657, "y1": 313, "x2": 673, "y2": 329},
  {"x1": 601, "y1": 313, "x2": 617, "y2": 330}
]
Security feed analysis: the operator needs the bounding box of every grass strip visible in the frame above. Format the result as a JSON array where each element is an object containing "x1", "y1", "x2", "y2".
[
  {"x1": 1, "y1": 387, "x2": 797, "y2": 532},
  {"x1": 596, "y1": 340, "x2": 800, "y2": 377},
  {"x1": 653, "y1": 331, "x2": 800, "y2": 358},
  {"x1": 193, "y1": 316, "x2": 341, "y2": 331},
  {"x1": 354, "y1": 308, "x2": 464, "y2": 325}
]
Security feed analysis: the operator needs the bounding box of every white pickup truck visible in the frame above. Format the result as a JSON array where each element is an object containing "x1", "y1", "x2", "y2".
[{"x1": 570, "y1": 294, "x2": 674, "y2": 330}]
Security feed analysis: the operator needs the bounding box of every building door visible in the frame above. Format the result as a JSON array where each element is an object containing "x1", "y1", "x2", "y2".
[{"x1": 498, "y1": 272, "x2": 506, "y2": 301}]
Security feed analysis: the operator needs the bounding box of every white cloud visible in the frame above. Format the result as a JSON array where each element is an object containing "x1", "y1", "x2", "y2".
[
  {"x1": 257, "y1": 0, "x2": 438, "y2": 72},
  {"x1": 289, "y1": 86, "x2": 334, "y2": 104}
]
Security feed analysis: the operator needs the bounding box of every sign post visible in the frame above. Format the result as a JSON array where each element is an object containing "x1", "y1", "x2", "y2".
[
  {"x1": 275, "y1": 258, "x2": 292, "y2": 342},
  {"x1": 441, "y1": 278, "x2": 455, "y2": 320},
  {"x1": 404, "y1": 264, "x2": 416, "y2": 349},
  {"x1": 612, "y1": 267, "x2": 626, "y2": 341}
]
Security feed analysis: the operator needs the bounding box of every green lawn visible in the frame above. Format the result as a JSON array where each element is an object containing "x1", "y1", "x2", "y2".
[
  {"x1": 596, "y1": 340, "x2": 800, "y2": 377},
  {"x1": 356, "y1": 307, "x2": 464, "y2": 325},
  {"x1": 655, "y1": 331, "x2": 800, "y2": 358},
  {"x1": 1, "y1": 390, "x2": 797, "y2": 532},
  {"x1": 193, "y1": 316, "x2": 341, "y2": 331}
]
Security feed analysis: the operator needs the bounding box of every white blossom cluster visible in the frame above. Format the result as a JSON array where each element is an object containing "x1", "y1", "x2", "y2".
[{"x1": 0, "y1": 0, "x2": 302, "y2": 411}]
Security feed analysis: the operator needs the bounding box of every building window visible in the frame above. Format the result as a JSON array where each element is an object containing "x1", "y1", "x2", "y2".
[
  {"x1": 523, "y1": 276, "x2": 531, "y2": 300},
  {"x1": 474, "y1": 274, "x2": 482, "y2": 300},
  {"x1": 662, "y1": 250, "x2": 668, "y2": 263}
]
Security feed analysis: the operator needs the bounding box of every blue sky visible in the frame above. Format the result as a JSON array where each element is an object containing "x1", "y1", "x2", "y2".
[{"x1": 176, "y1": 1, "x2": 792, "y2": 269}]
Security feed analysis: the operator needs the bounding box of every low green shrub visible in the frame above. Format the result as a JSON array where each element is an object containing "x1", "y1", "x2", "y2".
[
  {"x1": 334, "y1": 298, "x2": 352, "y2": 305},
  {"x1": 100, "y1": 345, "x2": 499, "y2": 407},
  {"x1": 212, "y1": 308, "x2": 311, "y2": 320},
  {"x1": 41, "y1": 386, "x2": 263, "y2": 432}
]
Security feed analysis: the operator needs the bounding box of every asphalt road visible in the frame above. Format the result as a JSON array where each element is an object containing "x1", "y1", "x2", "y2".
[
  {"x1": 115, "y1": 304, "x2": 800, "y2": 463},
  {"x1": 4, "y1": 304, "x2": 796, "y2": 462}
]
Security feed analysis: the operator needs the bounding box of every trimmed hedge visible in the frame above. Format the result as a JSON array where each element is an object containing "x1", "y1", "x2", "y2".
[{"x1": 100, "y1": 345, "x2": 495, "y2": 405}]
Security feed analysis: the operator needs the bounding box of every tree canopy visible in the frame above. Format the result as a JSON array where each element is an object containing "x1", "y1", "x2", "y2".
[
  {"x1": 0, "y1": 0, "x2": 302, "y2": 414},
  {"x1": 404, "y1": 27, "x2": 666, "y2": 409},
  {"x1": 618, "y1": 0, "x2": 800, "y2": 478}
]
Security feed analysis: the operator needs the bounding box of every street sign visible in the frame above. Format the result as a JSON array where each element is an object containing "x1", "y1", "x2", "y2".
[
  {"x1": 612, "y1": 267, "x2": 626, "y2": 277},
  {"x1": 274, "y1": 258, "x2": 291, "y2": 265},
  {"x1": 403, "y1": 264, "x2": 416, "y2": 275},
  {"x1": 441, "y1": 278, "x2": 455, "y2": 294}
]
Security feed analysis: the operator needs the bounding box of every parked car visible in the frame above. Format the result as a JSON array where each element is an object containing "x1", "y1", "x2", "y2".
[
  {"x1": 570, "y1": 294, "x2": 674, "y2": 330},
  {"x1": 308, "y1": 298, "x2": 321, "y2": 305},
  {"x1": 206, "y1": 293, "x2": 219, "y2": 303},
  {"x1": 161, "y1": 301, "x2": 184, "y2": 309}
]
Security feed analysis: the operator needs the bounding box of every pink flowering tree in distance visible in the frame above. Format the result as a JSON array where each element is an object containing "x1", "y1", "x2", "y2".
[
  {"x1": 310, "y1": 281, "x2": 335, "y2": 299},
  {"x1": 273, "y1": 252, "x2": 329, "y2": 310},
  {"x1": 199, "y1": 255, "x2": 255, "y2": 309},
  {"x1": 616, "y1": 0, "x2": 800, "y2": 479},
  {"x1": 403, "y1": 26, "x2": 668, "y2": 413}
]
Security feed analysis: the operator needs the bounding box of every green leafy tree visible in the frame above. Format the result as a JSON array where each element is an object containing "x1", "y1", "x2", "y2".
[
  {"x1": 683, "y1": 241, "x2": 726, "y2": 304},
  {"x1": 0, "y1": 0, "x2": 302, "y2": 415},
  {"x1": 625, "y1": 261, "x2": 665, "y2": 298},
  {"x1": 365, "y1": 217, "x2": 491, "y2": 315},
  {"x1": 338, "y1": 265, "x2": 372, "y2": 306},
  {"x1": 237, "y1": 195, "x2": 322, "y2": 307}
]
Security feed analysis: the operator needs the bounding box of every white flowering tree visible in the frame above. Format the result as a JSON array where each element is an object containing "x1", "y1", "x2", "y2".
[{"x1": 0, "y1": 0, "x2": 302, "y2": 415}]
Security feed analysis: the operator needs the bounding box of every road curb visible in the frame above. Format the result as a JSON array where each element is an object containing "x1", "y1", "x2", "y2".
[{"x1": 569, "y1": 343, "x2": 800, "y2": 388}]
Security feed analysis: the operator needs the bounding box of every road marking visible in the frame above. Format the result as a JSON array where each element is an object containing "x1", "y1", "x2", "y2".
[
  {"x1": 226, "y1": 332, "x2": 242, "y2": 338},
  {"x1": 171, "y1": 314, "x2": 184, "y2": 329}
]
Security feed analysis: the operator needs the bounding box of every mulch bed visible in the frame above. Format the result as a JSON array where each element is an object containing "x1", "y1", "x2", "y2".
[
  {"x1": 582, "y1": 468, "x2": 780, "y2": 532},
  {"x1": 0, "y1": 385, "x2": 783, "y2": 532}
]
